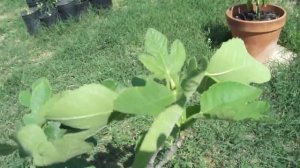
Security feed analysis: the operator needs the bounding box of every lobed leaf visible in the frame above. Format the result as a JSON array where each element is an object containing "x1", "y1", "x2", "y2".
[
  {"x1": 169, "y1": 40, "x2": 186, "y2": 75},
  {"x1": 114, "y1": 80, "x2": 176, "y2": 116},
  {"x1": 139, "y1": 28, "x2": 186, "y2": 80},
  {"x1": 206, "y1": 38, "x2": 271, "y2": 84}
]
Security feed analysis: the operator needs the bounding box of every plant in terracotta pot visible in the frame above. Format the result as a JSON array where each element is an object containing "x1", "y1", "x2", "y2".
[{"x1": 226, "y1": 0, "x2": 287, "y2": 62}]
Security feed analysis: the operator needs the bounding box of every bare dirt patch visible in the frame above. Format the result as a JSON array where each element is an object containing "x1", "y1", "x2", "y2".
[{"x1": 30, "y1": 51, "x2": 54, "y2": 63}]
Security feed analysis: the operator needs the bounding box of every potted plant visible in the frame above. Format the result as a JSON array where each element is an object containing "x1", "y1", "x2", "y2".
[
  {"x1": 226, "y1": 0, "x2": 287, "y2": 62},
  {"x1": 39, "y1": 0, "x2": 59, "y2": 27},
  {"x1": 56, "y1": 0, "x2": 77, "y2": 21},
  {"x1": 21, "y1": 7, "x2": 41, "y2": 35}
]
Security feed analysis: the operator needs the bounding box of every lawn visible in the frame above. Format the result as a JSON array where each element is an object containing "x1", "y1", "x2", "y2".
[{"x1": 0, "y1": 0, "x2": 299, "y2": 167}]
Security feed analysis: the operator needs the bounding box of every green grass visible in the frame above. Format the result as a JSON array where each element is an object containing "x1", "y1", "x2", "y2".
[{"x1": 0, "y1": 0, "x2": 299, "y2": 167}]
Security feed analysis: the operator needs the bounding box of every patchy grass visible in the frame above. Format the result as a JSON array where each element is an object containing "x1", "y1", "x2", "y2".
[{"x1": 0, "y1": 0, "x2": 299, "y2": 167}]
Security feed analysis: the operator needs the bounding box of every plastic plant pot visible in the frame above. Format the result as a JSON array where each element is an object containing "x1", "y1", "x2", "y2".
[
  {"x1": 57, "y1": 0, "x2": 77, "y2": 21},
  {"x1": 21, "y1": 7, "x2": 41, "y2": 35},
  {"x1": 26, "y1": 0, "x2": 40, "y2": 8},
  {"x1": 75, "y1": 0, "x2": 90, "y2": 17},
  {"x1": 89, "y1": 0, "x2": 112, "y2": 9},
  {"x1": 40, "y1": 9, "x2": 59, "y2": 27}
]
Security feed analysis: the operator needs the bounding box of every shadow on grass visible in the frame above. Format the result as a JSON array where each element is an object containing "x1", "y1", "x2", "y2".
[
  {"x1": 202, "y1": 22, "x2": 232, "y2": 48},
  {"x1": 40, "y1": 143, "x2": 135, "y2": 168},
  {"x1": 93, "y1": 143, "x2": 135, "y2": 168},
  {"x1": 42, "y1": 155, "x2": 93, "y2": 168}
]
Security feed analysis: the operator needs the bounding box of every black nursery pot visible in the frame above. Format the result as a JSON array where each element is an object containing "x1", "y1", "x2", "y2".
[
  {"x1": 26, "y1": 0, "x2": 40, "y2": 8},
  {"x1": 89, "y1": 0, "x2": 112, "y2": 9},
  {"x1": 57, "y1": 0, "x2": 77, "y2": 21},
  {"x1": 40, "y1": 9, "x2": 59, "y2": 27},
  {"x1": 75, "y1": 0, "x2": 90, "y2": 17},
  {"x1": 21, "y1": 7, "x2": 41, "y2": 35}
]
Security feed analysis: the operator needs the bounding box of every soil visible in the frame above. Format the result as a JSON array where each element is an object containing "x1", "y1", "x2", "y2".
[{"x1": 235, "y1": 10, "x2": 279, "y2": 21}]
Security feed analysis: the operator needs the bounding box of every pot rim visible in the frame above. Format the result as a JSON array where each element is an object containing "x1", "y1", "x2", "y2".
[
  {"x1": 57, "y1": 0, "x2": 75, "y2": 6},
  {"x1": 226, "y1": 3, "x2": 287, "y2": 24}
]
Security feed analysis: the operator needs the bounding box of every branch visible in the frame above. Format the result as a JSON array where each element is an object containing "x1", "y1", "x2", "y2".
[
  {"x1": 155, "y1": 134, "x2": 185, "y2": 168},
  {"x1": 147, "y1": 147, "x2": 162, "y2": 168}
]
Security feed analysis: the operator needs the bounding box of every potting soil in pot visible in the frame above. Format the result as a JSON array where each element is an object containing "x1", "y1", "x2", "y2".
[{"x1": 235, "y1": 11, "x2": 279, "y2": 21}]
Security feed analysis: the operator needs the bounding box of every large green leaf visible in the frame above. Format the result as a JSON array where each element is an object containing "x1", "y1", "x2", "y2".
[
  {"x1": 17, "y1": 125, "x2": 49, "y2": 155},
  {"x1": 139, "y1": 28, "x2": 186, "y2": 80},
  {"x1": 144, "y1": 28, "x2": 168, "y2": 62},
  {"x1": 114, "y1": 80, "x2": 176, "y2": 116},
  {"x1": 17, "y1": 125, "x2": 97, "y2": 166},
  {"x1": 43, "y1": 84, "x2": 118, "y2": 129},
  {"x1": 199, "y1": 82, "x2": 269, "y2": 121},
  {"x1": 31, "y1": 78, "x2": 52, "y2": 113},
  {"x1": 205, "y1": 38, "x2": 271, "y2": 84},
  {"x1": 169, "y1": 40, "x2": 186, "y2": 74},
  {"x1": 132, "y1": 105, "x2": 183, "y2": 168}
]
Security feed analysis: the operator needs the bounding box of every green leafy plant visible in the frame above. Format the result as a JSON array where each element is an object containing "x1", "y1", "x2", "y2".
[
  {"x1": 247, "y1": 0, "x2": 267, "y2": 19},
  {"x1": 14, "y1": 28, "x2": 271, "y2": 167},
  {"x1": 16, "y1": 78, "x2": 106, "y2": 166}
]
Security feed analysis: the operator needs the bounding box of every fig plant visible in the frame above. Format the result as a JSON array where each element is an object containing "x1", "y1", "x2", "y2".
[{"x1": 14, "y1": 28, "x2": 271, "y2": 167}]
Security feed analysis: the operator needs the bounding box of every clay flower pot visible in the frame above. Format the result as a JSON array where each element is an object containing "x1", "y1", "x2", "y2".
[{"x1": 226, "y1": 4, "x2": 287, "y2": 62}]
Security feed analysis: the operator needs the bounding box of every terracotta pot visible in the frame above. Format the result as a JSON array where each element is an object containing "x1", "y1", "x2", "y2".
[{"x1": 226, "y1": 4, "x2": 286, "y2": 62}]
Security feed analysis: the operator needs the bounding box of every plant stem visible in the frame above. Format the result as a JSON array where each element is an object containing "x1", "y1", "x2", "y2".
[
  {"x1": 255, "y1": 0, "x2": 261, "y2": 20},
  {"x1": 147, "y1": 147, "x2": 162, "y2": 168},
  {"x1": 155, "y1": 133, "x2": 185, "y2": 168}
]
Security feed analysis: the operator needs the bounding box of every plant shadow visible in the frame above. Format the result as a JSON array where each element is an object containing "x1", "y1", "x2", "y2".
[
  {"x1": 40, "y1": 143, "x2": 135, "y2": 168},
  {"x1": 42, "y1": 155, "x2": 93, "y2": 168},
  {"x1": 202, "y1": 22, "x2": 232, "y2": 48},
  {"x1": 93, "y1": 143, "x2": 135, "y2": 168}
]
